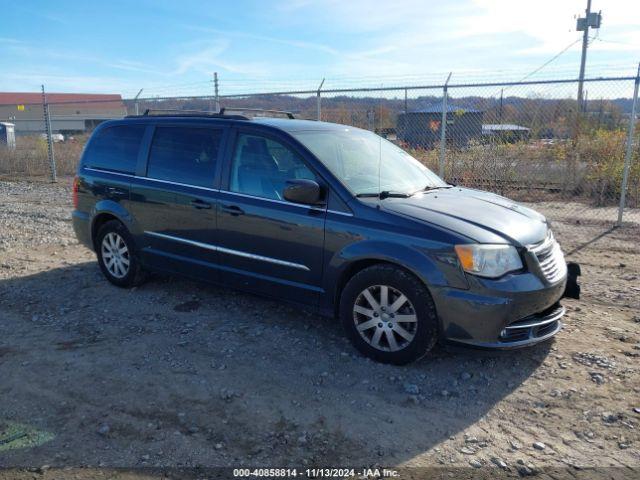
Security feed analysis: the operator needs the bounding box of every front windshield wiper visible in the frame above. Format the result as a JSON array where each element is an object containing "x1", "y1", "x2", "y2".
[
  {"x1": 410, "y1": 185, "x2": 453, "y2": 195},
  {"x1": 355, "y1": 190, "x2": 412, "y2": 199}
]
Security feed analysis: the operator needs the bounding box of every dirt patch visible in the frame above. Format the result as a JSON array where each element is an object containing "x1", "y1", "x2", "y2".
[{"x1": 0, "y1": 178, "x2": 638, "y2": 473}]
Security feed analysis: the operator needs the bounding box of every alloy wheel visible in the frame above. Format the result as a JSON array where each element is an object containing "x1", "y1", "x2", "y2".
[
  {"x1": 101, "y1": 232, "x2": 130, "y2": 279},
  {"x1": 352, "y1": 284, "x2": 417, "y2": 352}
]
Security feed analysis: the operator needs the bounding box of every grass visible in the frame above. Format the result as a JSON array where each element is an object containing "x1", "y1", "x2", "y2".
[{"x1": 0, "y1": 135, "x2": 88, "y2": 177}]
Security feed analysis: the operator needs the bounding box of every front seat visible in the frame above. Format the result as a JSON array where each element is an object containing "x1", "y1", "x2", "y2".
[{"x1": 236, "y1": 137, "x2": 282, "y2": 199}]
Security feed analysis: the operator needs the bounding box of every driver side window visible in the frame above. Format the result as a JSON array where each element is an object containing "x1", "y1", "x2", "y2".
[{"x1": 230, "y1": 133, "x2": 316, "y2": 200}]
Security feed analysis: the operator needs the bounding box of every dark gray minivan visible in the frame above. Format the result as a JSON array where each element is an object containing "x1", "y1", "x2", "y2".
[{"x1": 72, "y1": 111, "x2": 579, "y2": 364}]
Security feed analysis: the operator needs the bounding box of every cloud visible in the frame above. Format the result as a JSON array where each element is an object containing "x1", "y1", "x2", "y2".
[
  {"x1": 183, "y1": 25, "x2": 340, "y2": 56},
  {"x1": 173, "y1": 39, "x2": 271, "y2": 76},
  {"x1": 0, "y1": 37, "x2": 25, "y2": 44}
]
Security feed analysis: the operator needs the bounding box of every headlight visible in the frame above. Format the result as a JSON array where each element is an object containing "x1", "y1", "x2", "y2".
[{"x1": 454, "y1": 244, "x2": 523, "y2": 278}]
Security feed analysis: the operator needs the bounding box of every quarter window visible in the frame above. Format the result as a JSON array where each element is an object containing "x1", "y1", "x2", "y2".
[
  {"x1": 230, "y1": 133, "x2": 315, "y2": 200},
  {"x1": 85, "y1": 124, "x2": 145, "y2": 174},
  {"x1": 147, "y1": 127, "x2": 222, "y2": 187}
]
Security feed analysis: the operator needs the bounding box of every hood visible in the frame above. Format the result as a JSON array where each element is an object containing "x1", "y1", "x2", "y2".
[{"x1": 381, "y1": 187, "x2": 548, "y2": 246}]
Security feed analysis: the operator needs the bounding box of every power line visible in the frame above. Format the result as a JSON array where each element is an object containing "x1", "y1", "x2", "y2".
[
  {"x1": 494, "y1": 38, "x2": 582, "y2": 100},
  {"x1": 516, "y1": 39, "x2": 582, "y2": 85},
  {"x1": 594, "y1": 37, "x2": 635, "y2": 47}
]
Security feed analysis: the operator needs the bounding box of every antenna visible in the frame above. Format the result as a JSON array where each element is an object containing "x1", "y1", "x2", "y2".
[{"x1": 377, "y1": 83, "x2": 383, "y2": 203}]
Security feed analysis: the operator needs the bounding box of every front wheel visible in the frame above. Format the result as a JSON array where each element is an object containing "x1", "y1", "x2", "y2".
[{"x1": 340, "y1": 264, "x2": 438, "y2": 365}]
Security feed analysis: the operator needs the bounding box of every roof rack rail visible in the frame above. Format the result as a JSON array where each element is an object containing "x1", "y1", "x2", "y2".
[
  {"x1": 219, "y1": 107, "x2": 295, "y2": 119},
  {"x1": 125, "y1": 109, "x2": 250, "y2": 120}
]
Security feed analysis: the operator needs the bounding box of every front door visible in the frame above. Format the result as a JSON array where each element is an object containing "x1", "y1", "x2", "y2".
[
  {"x1": 216, "y1": 128, "x2": 326, "y2": 306},
  {"x1": 131, "y1": 124, "x2": 226, "y2": 281}
]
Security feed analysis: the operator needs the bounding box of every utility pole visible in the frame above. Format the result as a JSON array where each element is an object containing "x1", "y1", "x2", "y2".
[
  {"x1": 576, "y1": 0, "x2": 601, "y2": 110},
  {"x1": 214, "y1": 72, "x2": 220, "y2": 112}
]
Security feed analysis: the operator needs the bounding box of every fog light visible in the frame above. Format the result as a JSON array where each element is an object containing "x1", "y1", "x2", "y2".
[{"x1": 500, "y1": 329, "x2": 507, "y2": 338}]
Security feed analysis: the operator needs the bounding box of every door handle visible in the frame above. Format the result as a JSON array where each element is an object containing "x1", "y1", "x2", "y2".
[
  {"x1": 106, "y1": 186, "x2": 127, "y2": 197},
  {"x1": 221, "y1": 204, "x2": 244, "y2": 216},
  {"x1": 190, "y1": 199, "x2": 212, "y2": 210}
]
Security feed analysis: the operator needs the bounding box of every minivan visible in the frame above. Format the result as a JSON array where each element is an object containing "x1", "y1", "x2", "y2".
[{"x1": 72, "y1": 110, "x2": 579, "y2": 364}]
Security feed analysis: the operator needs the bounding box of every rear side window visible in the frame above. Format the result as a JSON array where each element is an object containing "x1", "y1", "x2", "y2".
[
  {"x1": 147, "y1": 127, "x2": 222, "y2": 188},
  {"x1": 84, "y1": 125, "x2": 145, "y2": 174}
]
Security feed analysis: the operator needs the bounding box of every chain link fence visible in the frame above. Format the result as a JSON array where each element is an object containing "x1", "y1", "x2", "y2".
[{"x1": 1, "y1": 74, "x2": 638, "y2": 252}]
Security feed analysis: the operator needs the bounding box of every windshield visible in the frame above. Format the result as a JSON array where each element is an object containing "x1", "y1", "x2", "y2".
[{"x1": 292, "y1": 128, "x2": 446, "y2": 196}]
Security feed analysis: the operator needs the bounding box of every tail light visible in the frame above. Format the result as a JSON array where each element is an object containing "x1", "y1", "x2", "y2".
[{"x1": 72, "y1": 176, "x2": 80, "y2": 208}]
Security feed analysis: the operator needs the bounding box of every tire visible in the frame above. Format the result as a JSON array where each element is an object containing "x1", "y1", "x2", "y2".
[
  {"x1": 95, "y1": 220, "x2": 146, "y2": 288},
  {"x1": 340, "y1": 264, "x2": 438, "y2": 365}
]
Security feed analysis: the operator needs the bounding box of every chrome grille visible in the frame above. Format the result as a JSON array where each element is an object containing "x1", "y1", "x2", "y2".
[
  {"x1": 529, "y1": 231, "x2": 567, "y2": 283},
  {"x1": 500, "y1": 303, "x2": 564, "y2": 343}
]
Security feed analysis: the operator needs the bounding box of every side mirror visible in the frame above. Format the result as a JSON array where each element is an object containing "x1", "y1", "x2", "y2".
[{"x1": 283, "y1": 179, "x2": 323, "y2": 205}]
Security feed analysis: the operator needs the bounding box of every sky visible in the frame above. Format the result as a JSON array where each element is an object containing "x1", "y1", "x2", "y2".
[{"x1": 0, "y1": 0, "x2": 639, "y2": 98}]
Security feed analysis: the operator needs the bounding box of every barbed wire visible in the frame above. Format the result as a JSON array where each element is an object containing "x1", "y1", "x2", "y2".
[{"x1": 0, "y1": 71, "x2": 637, "y2": 108}]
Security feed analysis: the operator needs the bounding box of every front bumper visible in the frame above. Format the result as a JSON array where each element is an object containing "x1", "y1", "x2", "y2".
[
  {"x1": 431, "y1": 265, "x2": 573, "y2": 349},
  {"x1": 454, "y1": 303, "x2": 565, "y2": 349}
]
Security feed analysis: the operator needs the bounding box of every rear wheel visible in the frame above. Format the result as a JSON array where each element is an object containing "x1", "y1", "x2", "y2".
[
  {"x1": 96, "y1": 220, "x2": 146, "y2": 288},
  {"x1": 340, "y1": 264, "x2": 438, "y2": 365}
]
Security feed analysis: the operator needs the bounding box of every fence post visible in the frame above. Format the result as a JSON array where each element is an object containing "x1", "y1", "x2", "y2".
[
  {"x1": 617, "y1": 63, "x2": 640, "y2": 226},
  {"x1": 41, "y1": 85, "x2": 57, "y2": 183},
  {"x1": 316, "y1": 78, "x2": 325, "y2": 121},
  {"x1": 214, "y1": 72, "x2": 220, "y2": 112},
  {"x1": 134, "y1": 88, "x2": 143, "y2": 115},
  {"x1": 439, "y1": 72, "x2": 452, "y2": 179}
]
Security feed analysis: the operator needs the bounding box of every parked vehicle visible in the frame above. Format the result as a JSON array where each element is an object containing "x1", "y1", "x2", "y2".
[
  {"x1": 72, "y1": 110, "x2": 579, "y2": 364},
  {"x1": 40, "y1": 132, "x2": 65, "y2": 143}
]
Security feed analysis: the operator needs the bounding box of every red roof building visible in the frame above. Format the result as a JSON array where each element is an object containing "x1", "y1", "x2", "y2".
[{"x1": 0, "y1": 92, "x2": 126, "y2": 134}]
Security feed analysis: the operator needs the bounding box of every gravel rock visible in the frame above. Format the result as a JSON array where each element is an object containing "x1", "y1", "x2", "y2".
[
  {"x1": 491, "y1": 457, "x2": 508, "y2": 469},
  {"x1": 602, "y1": 412, "x2": 622, "y2": 423},
  {"x1": 516, "y1": 464, "x2": 537, "y2": 476},
  {"x1": 573, "y1": 352, "x2": 616, "y2": 370},
  {"x1": 469, "y1": 459, "x2": 482, "y2": 468},
  {"x1": 406, "y1": 395, "x2": 420, "y2": 405},
  {"x1": 532, "y1": 441, "x2": 546, "y2": 450},
  {"x1": 589, "y1": 372, "x2": 606, "y2": 385},
  {"x1": 97, "y1": 424, "x2": 110, "y2": 436},
  {"x1": 403, "y1": 383, "x2": 419, "y2": 395}
]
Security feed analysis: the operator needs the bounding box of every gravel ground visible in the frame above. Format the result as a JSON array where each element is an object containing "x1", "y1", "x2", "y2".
[{"x1": 0, "y1": 178, "x2": 639, "y2": 477}]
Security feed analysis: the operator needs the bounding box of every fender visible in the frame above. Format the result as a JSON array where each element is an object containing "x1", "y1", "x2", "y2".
[
  {"x1": 90, "y1": 199, "x2": 139, "y2": 247},
  {"x1": 322, "y1": 239, "x2": 469, "y2": 314}
]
